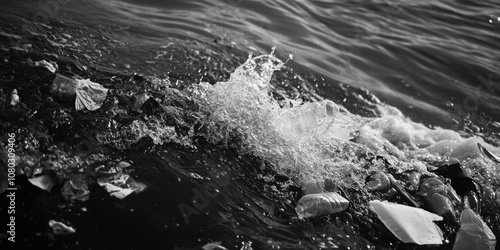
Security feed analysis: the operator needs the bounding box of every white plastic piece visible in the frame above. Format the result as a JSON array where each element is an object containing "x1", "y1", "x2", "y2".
[
  {"x1": 369, "y1": 200, "x2": 443, "y2": 245},
  {"x1": 75, "y1": 79, "x2": 109, "y2": 111},
  {"x1": 28, "y1": 175, "x2": 55, "y2": 191},
  {"x1": 99, "y1": 182, "x2": 134, "y2": 200},
  {"x1": 453, "y1": 208, "x2": 496, "y2": 250},
  {"x1": 35, "y1": 60, "x2": 57, "y2": 73},
  {"x1": 49, "y1": 220, "x2": 76, "y2": 235}
]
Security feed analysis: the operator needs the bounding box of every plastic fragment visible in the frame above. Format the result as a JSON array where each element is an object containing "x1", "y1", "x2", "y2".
[
  {"x1": 366, "y1": 172, "x2": 391, "y2": 192},
  {"x1": 50, "y1": 74, "x2": 108, "y2": 111},
  {"x1": 34, "y1": 60, "x2": 57, "y2": 73},
  {"x1": 477, "y1": 143, "x2": 500, "y2": 163},
  {"x1": 28, "y1": 175, "x2": 55, "y2": 191},
  {"x1": 62, "y1": 177, "x2": 91, "y2": 202},
  {"x1": 388, "y1": 175, "x2": 419, "y2": 207},
  {"x1": 49, "y1": 220, "x2": 76, "y2": 235},
  {"x1": 9, "y1": 89, "x2": 19, "y2": 106},
  {"x1": 99, "y1": 182, "x2": 134, "y2": 199},
  {"x1": 74, "y1": 79, "x2": 109, "y2": 111},
  {"x1": 453, "y1": 208, "x2": 496, "y2": 250},
  {"x1": 96, "y1": 162, "x2": 147, "y2": 199},
  {"x1": 202, "y1": 242, "x2": 228, "y2": 250},
  {"x1": 427, "y1": 193, "x2": 456, "y2": 222},
  {"x1": 295, "y1": 192, "x2": 349, "y2": 219},
  {"x1": 277, "y1": 100, "x2": 363, "y2": 142},
  {"x1": 50, "y1": 74, "x2": 78, "y2": 99},
  {"x1": 369, "y1": 200, "x2": 443, "y2": 245}
]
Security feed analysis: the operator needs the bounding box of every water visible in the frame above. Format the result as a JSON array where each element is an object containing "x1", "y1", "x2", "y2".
[{"x1": 0, "y1": 0, "x2": 499, "y2": 249}]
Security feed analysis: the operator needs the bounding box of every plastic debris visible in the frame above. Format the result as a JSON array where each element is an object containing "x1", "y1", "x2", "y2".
[
  {"x1": 276, "y1": 100, "x2": 363, "y2": 141},
  {"x1": 295, "y1": 192, "x2": 349, "y2": 219},
  {"x1": 432, "y1": 163, "x2": 482, "y2": 212},
  {"x1": 427, "y1": 193, "x2": 456, "y2": 222},
  {"x1": 74, "y1": 78, "x2": 109, "y2": 111},
  {"x1": 34, "y1": 59, "x2": 57, "y2": 73},
  {"x1": 99, "y1": 182, "x2": 134, "y2": 199},
  {"x1": 9, "y1": 89, "x2": 19, "y2": 106},
  {"x1": 369, "y1": 200, "x2": 443, "y2": 245},
  {"x1": 477, "y1": 143, "x2": 500, "y2": 163},
  {"x1": 50, "y1": 74, "x2": 108, "y2": 111},
  {"x1": 365, "y1": 172, "x2": 391, "y2": 192},
  {"x1": 116, "y1": 161, "x2": 131, "y2": 169},
  {"x1": 49, "y1": 220, "x2": 76, "y2": 235},
  {"x1": 96, "y1": 162, "x2": 147, "y2": 199},
  {"x1": 62, "y1": 176, "x2": 91, "y2": 202},
  {"x1": 202, "y1": 241, "x2": 228, "y2": 250},
  {"x1": 50, "y1": 74, "x2": 78, "y2": 99},
  {"x1": 387, "y1": 174, "x2": 420, "y2": 207},
  {"x1": 417, "y1": 177, "x2": 459, "y2": 221},
  {"x1": 28, "y1": 175, "x2": 55, "y2": 191},
  {"x1": 453, "y1": 208, "x2": 496, "y2": 250}
]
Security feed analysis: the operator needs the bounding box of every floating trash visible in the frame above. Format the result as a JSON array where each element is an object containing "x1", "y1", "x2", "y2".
[
  {"x1": 34, "y1": 59, "x2": 57, "y2": 73},
  {"x1": 50, "y1": 74, "x2": 109, "y2": 111},
  {"x1": 369, "y1": 200, "x2": 443, "y2": 245},
  {"x1": 365, "y1": 171, "x2": 391, "y2": 192},
  {"x1": 432, "y1": 163, "x2": 482, "y2": 212},
  {"x1": 9, "y1": 89, "x2": 19, "y2": 106},
  {"x1": 478, "y1": 143, "x2": 500, "y2": 163},
  {"x1": 295, "y1": 192, "x2": 349, "y2": 219},
  {"x1": 202, "y1": 241, "x2": 228, "y2": 250},
  {"x1": 96, "y1": 162, "x2": 147, "y2": 199},
  {"x1": 453, "y1": 208, "x2": 496, "y2": 250},
  {"x1": 28, "y1": 175, "x2": 55, "y2": 191},
  {"x1": 49, "y1": 220, "x2": 76, "y2": 235},
  {"x1": 74, "y1": 79, "x2": 109, "y2": 111},
  {"x1": 62, "y1": 174, "x2": 92, "y2": 202}
]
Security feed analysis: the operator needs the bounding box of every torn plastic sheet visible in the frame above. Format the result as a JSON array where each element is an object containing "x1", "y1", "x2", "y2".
[
  {"x1": 369, "y1": 200, "x2": 443, "y2": 245},
  {"x1": 28, "y1": 175, "x2": 55, "y2": 191}
]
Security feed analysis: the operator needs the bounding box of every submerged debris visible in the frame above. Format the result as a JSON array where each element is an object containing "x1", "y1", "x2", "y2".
[
  {"x1": 95, "y1": 161, "x2": 147, "y2": 199},
  {"x1": 9, "y1": 89, "x2": 19, "y2": 106},
  {"x1": 49, "y1": 220, "x2": 76, "y2": 235},
  {"x1": 202, "y1": 242, "x2": 228, "y2": 250}
]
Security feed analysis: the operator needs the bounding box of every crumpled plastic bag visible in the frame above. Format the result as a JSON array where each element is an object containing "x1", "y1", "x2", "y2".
[
  {"x1": 34, "y1": 60, "x2": 57, "y2": 73},
  {"x1": 369, "y1": 200, "x2": 443, "y2": 245},
  {"x1": 75, "y1": 79, "x2": 109, "y2": 111},
  {"x1": 453, "y1": 208, "x2": 496, "y2": 250},
  {"x1": 50, "y1": 74, "x2": 108, "y2": 111}
]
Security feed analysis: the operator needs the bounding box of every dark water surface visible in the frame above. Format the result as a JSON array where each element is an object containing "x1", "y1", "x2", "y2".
[{"x1": 1, "y1": 0, "x2": 500, "y2": 249}]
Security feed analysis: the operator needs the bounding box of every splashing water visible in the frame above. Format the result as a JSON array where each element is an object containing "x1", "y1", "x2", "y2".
[
  {"x1": 191, "y1": 51, "x2": 369, "y2": 183},
  {"x1": 190, "y1": 50, "x2": 500, "y2": 193}
]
